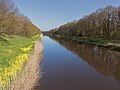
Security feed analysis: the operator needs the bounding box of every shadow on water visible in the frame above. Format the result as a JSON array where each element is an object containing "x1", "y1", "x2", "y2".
[{"x1": 52, "y1": 37, "x2": 120, "y2": 83}]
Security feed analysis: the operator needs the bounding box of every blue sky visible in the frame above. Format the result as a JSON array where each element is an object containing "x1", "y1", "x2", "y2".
[{"x1": 13, "y1": 0, "x2": 120, "y2": 31}]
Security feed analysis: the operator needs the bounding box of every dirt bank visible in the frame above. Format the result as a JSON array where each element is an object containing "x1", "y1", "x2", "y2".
[{"x1": 7, "y1": 39, "x2": 43, "y2": 90}]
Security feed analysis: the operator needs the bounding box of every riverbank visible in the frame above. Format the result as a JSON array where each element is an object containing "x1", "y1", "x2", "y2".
[
  {"x1": 9, "y1": 40, "x2": 43, "y2": 90},
  {"x1": 0, "y1": 35, "x2": 43, "y2": 89},
  {"x1": 53, "y1": 35, "x2": 120, "y2": 52}
]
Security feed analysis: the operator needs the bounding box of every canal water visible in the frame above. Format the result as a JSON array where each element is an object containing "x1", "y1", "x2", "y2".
[{"x1": 37, "y1": 36, "x2": 120, "y2": 90}]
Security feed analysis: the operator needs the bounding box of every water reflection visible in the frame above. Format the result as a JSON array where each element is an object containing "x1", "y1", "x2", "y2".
[{"x1": 52, "y1": 37, "x2": 120, "y2": 83}]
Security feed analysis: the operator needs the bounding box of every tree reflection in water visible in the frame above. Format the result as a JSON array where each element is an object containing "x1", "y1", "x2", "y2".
[{"x1": 52, "y1": 37, "x2": 120, "y2": 83}]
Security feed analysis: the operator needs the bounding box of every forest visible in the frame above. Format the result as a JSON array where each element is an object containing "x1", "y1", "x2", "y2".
[
  {"x1": 0, "y1": 0, "x2": 41, "y2": 37},
  {"x1": 49, "y1": 5, "x2": 120, "y2": 40}
]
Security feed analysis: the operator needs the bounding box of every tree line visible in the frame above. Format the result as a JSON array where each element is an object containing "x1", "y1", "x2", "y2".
[
  {"x1": 49, "y1": 5, "x2": 120, "y2": 39},
  {"x1": 0, "y1": 0, "x2": 41, "y2": 36}
]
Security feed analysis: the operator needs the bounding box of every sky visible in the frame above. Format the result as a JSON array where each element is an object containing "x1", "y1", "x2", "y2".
[{"x1": 13, "y1": 0, "x2": 120, "y2": 31}]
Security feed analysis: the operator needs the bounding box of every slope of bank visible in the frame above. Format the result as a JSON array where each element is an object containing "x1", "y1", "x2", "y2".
[
  {"x1": 9, "y1": 39, "x2": 43, "y2": 90},
  {"x1": 53, "y1": 35, "x2": 120, "y2": 52},
  {"x1": 0, "y1": 35, "x2": 43, "y2": 89}
]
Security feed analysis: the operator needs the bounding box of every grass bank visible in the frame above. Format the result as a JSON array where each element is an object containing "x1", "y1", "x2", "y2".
[
  {"x1": 10, "y1": 40, "x2": 43, "y2": 90},
  {"x1": 0, "y1": 34, "x2": 42, "y2": 88},
  {"x1": 56, "y1": 35, "x2": 120, "y2": 51}
]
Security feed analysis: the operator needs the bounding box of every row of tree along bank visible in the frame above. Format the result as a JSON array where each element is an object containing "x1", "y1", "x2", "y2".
[
  {"x1": 0, "y1": 0, "x2": 41, "y2": 37},
  {"x1": 0, "y1": 0, "x2": 42, "y2": 89},
  {"x1": 47, "y1": 5, "x2": 120, "y2": 51},
  {"x1": 49, "y1": 5, "x2": 120, "y2": 39}
]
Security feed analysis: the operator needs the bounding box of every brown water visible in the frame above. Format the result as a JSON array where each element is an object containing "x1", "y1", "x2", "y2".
[{"x1": 37, "y1": 36, "x2": 120, "y2": 90}]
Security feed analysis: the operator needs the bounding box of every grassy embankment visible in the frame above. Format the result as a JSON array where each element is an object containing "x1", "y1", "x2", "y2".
[
  {"x1": 58, "y1": 35, "x2": 120, "y2": 51},
  {"x1": 0, "y1": 34, "x2": 42, "y2": 87}
]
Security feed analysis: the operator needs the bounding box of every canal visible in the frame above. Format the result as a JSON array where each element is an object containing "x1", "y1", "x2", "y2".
[{"x1": 37, "y1": 36, "x2": 120, "y2": 90}]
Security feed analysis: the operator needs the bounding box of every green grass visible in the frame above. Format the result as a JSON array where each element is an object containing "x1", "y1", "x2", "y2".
[
  {"x1": 0, "y1": 35, "x2": 42, "y2": 87},
  {"x1": 0, "y1": 35, "x2": 37, "y2": 69},
  {"x1": 60, "y1": 35, "x2": 120, "y2": 44}
]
